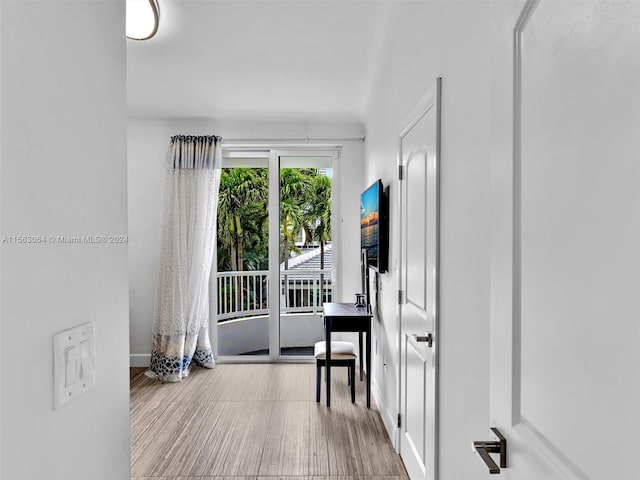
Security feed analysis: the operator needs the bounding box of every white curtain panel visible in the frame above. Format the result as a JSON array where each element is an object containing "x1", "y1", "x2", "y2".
[{"x1": 146, "y1": 135, "x2": 222, "y2": 382}]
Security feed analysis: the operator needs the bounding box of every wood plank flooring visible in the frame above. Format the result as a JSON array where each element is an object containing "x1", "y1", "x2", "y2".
[{"x1": 130, "y1": 364, "x2": 408, "y2": 480}]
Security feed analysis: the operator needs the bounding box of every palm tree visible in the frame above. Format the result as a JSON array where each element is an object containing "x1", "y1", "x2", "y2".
[
  {"x1": 308, "y1": 173, "x2": 332, "y2": 303},
  {"x1": 280, "y1": 196, "x2": 303, "y2": 270},
  {"x1": 240, "y1": 201, "x2": 269, "y2": 270},
  {"x1": 217, "y1": 168, "x2": 268, "y2": 309},
  {"x1": 218, "y1": 168, "x2": 268, "y2": 271},
  {"x1": 279, "y1": 168, "x2": 311, "y2": 268},
  {"x1": 279, "y1": 168, "x2": 312, "y2": 307}
]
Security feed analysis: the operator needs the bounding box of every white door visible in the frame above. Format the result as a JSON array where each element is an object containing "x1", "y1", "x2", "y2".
[
  {"x1": 399, "y1": 79, "x2": 441, "y2": 480},
  {"x1": 488, "y1": 1, "x2": 640, "y2": 479}
]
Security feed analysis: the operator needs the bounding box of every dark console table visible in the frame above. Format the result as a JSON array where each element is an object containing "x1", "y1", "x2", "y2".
[{"x1": 322, "y1": 302, "x2": 373, "y2": 408}]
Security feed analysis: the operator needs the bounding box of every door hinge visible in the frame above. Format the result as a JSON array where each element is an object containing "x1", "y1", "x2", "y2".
[
  {"x1": 397, "y1": 413, "x2": 402, "y2": 428},
  {"x1": 398, "y1": 165, "x2": 404, "y2": 180},
  {"x1": 398, "y1": 290, "x2": 405, "y2": 304}
]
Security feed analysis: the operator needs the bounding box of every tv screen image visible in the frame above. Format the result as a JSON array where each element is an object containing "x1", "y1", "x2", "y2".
[{"x1": 360, "y1": 180, "x2": 384, "y2": 271}]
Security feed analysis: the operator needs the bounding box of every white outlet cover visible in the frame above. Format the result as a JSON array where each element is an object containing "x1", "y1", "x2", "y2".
[{"x1": 53, "y1": 322, "x2": 95, "y2": 410}]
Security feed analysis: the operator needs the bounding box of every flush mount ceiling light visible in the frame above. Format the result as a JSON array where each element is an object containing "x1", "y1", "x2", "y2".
[{"x1": 126, "y1": 0, "x2": 160, "y2": 40}]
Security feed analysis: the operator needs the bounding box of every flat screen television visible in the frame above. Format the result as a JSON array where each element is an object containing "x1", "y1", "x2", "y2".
[{"x1": 360, "y1": 179, "x2": 388, "y2": 273}]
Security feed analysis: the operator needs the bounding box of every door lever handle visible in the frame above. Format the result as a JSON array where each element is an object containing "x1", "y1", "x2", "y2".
[
  {"x1": 412, "y1": 333, "x2": 433, "y2": 347},
  {"x1": 472, "y1": 427, "x2": 507, "y2": 474}
]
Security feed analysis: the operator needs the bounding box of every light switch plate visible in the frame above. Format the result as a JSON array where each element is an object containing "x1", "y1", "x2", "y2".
[{"x1": 53, "y1": 322, "x2": 95, "y2": 410}]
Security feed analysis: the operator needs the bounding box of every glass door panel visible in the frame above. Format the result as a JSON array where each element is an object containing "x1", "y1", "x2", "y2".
[
  {"x1": 279, "y1": 157, "x2": 333, "y2": 357},
  {"x1": 215, "y1": 165, "x2": 270, "y2": 357}
]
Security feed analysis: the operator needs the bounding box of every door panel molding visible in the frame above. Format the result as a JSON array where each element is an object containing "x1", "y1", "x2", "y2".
[
  {"x1": 511, "y1": 1, "x2": 587, "y2": 478},
  {"x1": 511, "y1": 0, "x2": 537, "y2": 427},
  {"x1": 404, "y1": 336, "x2": 428, "y2": 469},
  {"x1": 405, "y1": 146, "x2": 429, "y2": 310}
]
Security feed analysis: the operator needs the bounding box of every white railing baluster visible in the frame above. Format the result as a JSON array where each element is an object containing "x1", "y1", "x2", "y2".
[
  {"x1": 218, "y1": 276, "x2": 222, "y2": 315},
  {"x1": 236, "y1": 275, "x2": 239, "y2": 312},
  {"x1": 223, "y1": 276, "x2": 227, "y2": 314},
  {"x1": 312, "y1": 276, "x2": 316, "y2": 309}
]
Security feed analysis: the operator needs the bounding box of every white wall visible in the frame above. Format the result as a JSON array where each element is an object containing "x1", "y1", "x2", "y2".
[
  {"x1": 363, "y1": 2, "x2": 492, "y2": 479},
  {"x1": 128, "y1": 118, "x2": 364, "y2": 363},
  {"x1": 0, "y1": 2, "x2": 129, "y2": 480}
]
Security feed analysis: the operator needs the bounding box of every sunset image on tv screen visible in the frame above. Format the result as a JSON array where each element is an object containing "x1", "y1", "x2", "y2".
[{"x1": 360, "y1": 183, "x2": 379, "y2": 267}]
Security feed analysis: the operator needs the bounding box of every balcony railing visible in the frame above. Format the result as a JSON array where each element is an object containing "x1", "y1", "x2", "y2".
[
  {"x1": 280, "y1": 268, "x2": 333, "y2": 313},
  {"x1": 216, "y1": 268, "x2": 333, "y2": 321}
]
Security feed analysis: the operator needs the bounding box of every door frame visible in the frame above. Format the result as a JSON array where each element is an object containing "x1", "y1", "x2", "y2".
[
  {"x1": 397, "y1": 78, "x2": 442, "y2": 478},
  {"x1": 211, "y1": 145, "x2": 339, "y2": 362}
]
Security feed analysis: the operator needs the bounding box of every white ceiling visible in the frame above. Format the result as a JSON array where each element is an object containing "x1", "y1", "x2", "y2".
[{"x1": 127, "y1": 0, "x2": 390, "y2": 122}]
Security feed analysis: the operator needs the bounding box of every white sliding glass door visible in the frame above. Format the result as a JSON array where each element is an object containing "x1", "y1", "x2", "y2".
[
  {"x1": 278, "y1": 154, "x2": 334, "y2": 358},
  {"x1": 213, "y1": 148, "x2": 336, "y2": 360}
]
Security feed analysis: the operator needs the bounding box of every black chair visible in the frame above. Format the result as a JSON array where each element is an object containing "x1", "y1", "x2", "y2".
[{"x1": 314, "y1": 340, "x2": 357, "y2": 404}]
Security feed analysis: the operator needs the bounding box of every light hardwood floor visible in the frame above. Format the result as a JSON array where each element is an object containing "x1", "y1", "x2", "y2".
[{"x1": 130, "y1": 364, "x2": 408, "y2": 480}]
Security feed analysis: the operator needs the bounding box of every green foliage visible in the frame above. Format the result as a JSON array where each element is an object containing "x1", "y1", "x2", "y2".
[
  {"x1": 217, "y1": 168, "x2": 269, "y2": 272},
  {"x1": 309, "y1": 174, "x2": 332, "y2": 243},
  {"x1": 216, "y1": 167, "x2": 332, "y2": 272}
]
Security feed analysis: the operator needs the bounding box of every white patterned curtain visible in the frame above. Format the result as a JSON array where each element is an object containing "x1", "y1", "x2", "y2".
[{"x1": 146, "y1": 135, "x2": 222, "y2": 382}]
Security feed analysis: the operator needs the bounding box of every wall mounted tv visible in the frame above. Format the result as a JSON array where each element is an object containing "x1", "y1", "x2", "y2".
[{"x1": 360, "y1": 179, "x2": 389, "y2": 273}]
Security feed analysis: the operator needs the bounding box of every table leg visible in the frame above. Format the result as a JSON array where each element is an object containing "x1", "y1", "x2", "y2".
[
  {"x1": 326, "y1": 322, "x2": 331, "y2": 408},
  {"x1": 366, "y1": 330, "x2": 371, "y2": 408},
  {"x1": 359, "y1": 332, "x2": 364, "y2": 381}
]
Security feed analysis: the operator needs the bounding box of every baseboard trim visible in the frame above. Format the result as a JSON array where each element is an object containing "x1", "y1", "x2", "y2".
[
  {"x1": 130, "y1": 353, "x2": 151, "y2": 368},
  {"x1": 371, "y1": 376, "x2": 398, "y2": 451}
]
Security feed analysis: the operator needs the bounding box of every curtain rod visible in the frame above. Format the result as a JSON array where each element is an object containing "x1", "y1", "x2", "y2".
[{"x1": 220, "y1": 136, "x2": 365, "y2": 143}]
